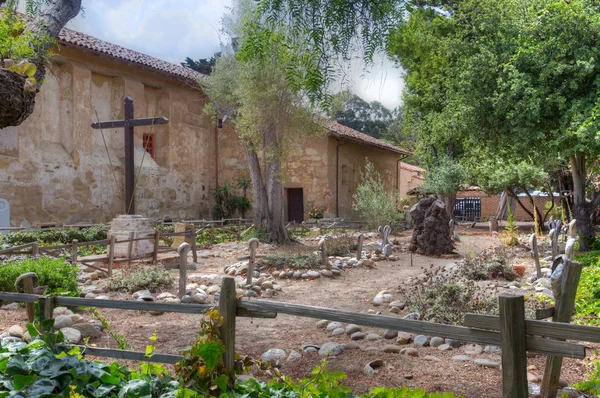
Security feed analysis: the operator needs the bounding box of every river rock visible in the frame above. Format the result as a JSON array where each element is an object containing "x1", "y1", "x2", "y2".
[
  {"x1": 438, "y1": 344, "x2": 452, "y2": 351},
  {"x1": 326, "y1": 322, "x2": 344, "y2": 331},
  {"x1": 54, "y1": 315, "x2": 73, "y2": 330},
  {"x1": 8, "y1": 325, "x2": 23, "y2": 338},
  {"x1": 389, "y1": 301, "x2": 406, "y2": 310},
  {"x1": 287, "y1": 350, "x2": 302, "y2": 361},
  {"x1": 366, "y1": 333, "x2": 381, "y2": 341},
  {"x1": 383, "y1": 329, "x2": 398, "y2": 339},
  {"x1": 332, "y1": 328, "x2": 345, "y2": 336},
  {"x1": 61, "y1": 328, "x2": 82, "y2": 344},
  {"x1": 343, "y1": 341, "x2": 360, "y2": 350},
  {"x1": 484, "y1": 345, "x2": 502, "y2": 355},
  {"x1": 430, "y1": 337, "x2": 444, "y2": 348},
  {"x1": 181, "y1": 295, "x2": 193, "y2": 304},
  {"x1": 351, "y1": 332, "x2": 365, "y2": 340},
  {"x1": 452, "y1": 355, "x2": 472, "y2": 362},
  {"x1": 319, "y1": 342, "x2": 344, "y2": 356},
  {"x1": 307, "y1": 271, "x2": 321, "y2": 279},
  {"x1": 345, "y1": 324, "x2": 360, "y2": 334},
  {"x1": 424, "y1": 355, "x2": 441, "y2": 361},
  {"x1": 474, "y1": 358, "x2": 500, "y2": 368},
  {"x1": 316, "y1": 320, "x2": 328, "y2": 328},
  {"x1": 464, "y1": 344, "x2": 483, "y2": 355},
  {"x1": 401, "y1": 347, "x2": 419, "y2": 357},
  {"x1": 321, "y1": 270, "x2": 333, "y2": 278},
  {"x1": 53, "y1": 307, "x2": 74, "y2": 317},
  {"x1": 382, "y1": 345, "x2": 400, "y2": 353},
  {"x1": 396, "y1": 332, "x2": 413, "y2": 344},
  {"x1": 413, "y1": 335, "x2": 429, "y2": 346},
  {"x1": 403, "y1": 312, "x2": 420, "y2": 320},
  {"x1": 71, "y1": 323, "x2": 102, "y2": 339},
  {"x1": 261, "y1": 348, "x2": 287, "y2": 362},
  {"x1": 133, "y1": 290, "x2": 152, "y2": 299},
  {"x1": 191, "y1": 294, "x2": 208, "y2": 304}
]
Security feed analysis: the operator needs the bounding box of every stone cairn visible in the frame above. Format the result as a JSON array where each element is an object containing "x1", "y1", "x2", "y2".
[{"x1": 408, "y1": 197, "x2": 454, "y2": 255}]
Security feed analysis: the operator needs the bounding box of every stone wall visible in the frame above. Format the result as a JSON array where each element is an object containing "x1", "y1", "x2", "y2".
[
  {"x1": 217, "y1": 125, "x2": 409, "y2": 222},
  {"x1": 0, "y1": 46, "x2": 216, "y2": 227}
]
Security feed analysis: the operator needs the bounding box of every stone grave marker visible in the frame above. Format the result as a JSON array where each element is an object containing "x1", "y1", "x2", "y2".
[{"x1": 0, "y1": 198, "x2": 9, "y2": 234}]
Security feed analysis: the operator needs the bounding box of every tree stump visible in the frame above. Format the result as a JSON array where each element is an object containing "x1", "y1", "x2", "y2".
[{"x1": 408, "y1": 197, "x2": 454, "y2": 255}]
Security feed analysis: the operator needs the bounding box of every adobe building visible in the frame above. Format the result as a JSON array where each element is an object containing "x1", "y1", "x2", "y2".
[{"x1": 0, "y1": 26, "x2": 422, "y2": 228}]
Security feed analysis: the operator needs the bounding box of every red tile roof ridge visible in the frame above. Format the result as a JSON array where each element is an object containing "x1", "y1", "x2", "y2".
[
  {"x1": 57, "y1": 26, "x2": 205, "y2": 83},
  {"x1": 400, "y1": 162, "x2": 424, "y2": 172},
  {"x1": 326, "y1": 120, "x2": 412, "y2": 156}
]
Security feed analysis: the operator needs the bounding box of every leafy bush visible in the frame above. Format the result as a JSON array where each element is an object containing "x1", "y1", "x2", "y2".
[
  {"x1": 498, "y1": 206, "x2": 519, "y2": 247},
  {"x1": 326, "y1": 234, "x2": 358, "y2": 256},
  {"x1": 405, "y1": 281, "x2": 498, "y2": 325},
  {"x1": 108, "y1": 266, "x2": 173, "y2": 293},
  {"x1": 0, "y1": 226, "x2": 107, "y2": 247},
  {"x1": 353, "y1": 159, "x2": 402, "y2": 229},
  {"x1": 575, "y1": 259, "x2": 600, "y2": 326},
  {"x1": 576, "y1": 353, "x2": 600, "y2": 396},
  {"x1": 458, "y1": 249, "x2": 517, "y2": 281},
  {"x1": 259, "y1": 252, "x2": 320, "y2": 270},
  {"x1": 0, "y1": 256, "x2": 78, "y2": 295},
  {"x1": 575, "y1": 251, "x2": 600, "y2": 268}
]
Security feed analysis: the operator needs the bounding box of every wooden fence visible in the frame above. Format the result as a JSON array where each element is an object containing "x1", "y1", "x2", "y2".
[{"x1": 2, "y1": 268, "x2": 598, "y2": 398}]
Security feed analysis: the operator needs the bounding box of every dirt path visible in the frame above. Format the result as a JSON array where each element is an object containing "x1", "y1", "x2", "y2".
[{"x1": 0, "y1": 229, "x2": 590, "y2": 397}]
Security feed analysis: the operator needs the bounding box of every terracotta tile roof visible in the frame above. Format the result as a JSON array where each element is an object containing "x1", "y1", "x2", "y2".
[
  {"x1": 57, "y1": 27, "x2": 205, "y2": 83},
  {"x1": 326, "y1": 121, "x2": 412, "y2": 156},
  {"x1": 400, "y1": 162, "x2": 425, "y2": 173}
]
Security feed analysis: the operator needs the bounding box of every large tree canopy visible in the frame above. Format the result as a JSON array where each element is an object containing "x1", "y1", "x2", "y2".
[{"x1": 0, "y1": 0, "x2": 81, "y2": 129}]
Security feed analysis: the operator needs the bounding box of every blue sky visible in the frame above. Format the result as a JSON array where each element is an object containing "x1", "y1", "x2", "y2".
[{"x1": 65, "y1": 0, "x2": 403, "y2": 108}]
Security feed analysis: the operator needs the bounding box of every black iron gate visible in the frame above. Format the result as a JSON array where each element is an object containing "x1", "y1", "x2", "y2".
[{"x1": 454, "y1": 198, "x2": 481, "y2": 221}]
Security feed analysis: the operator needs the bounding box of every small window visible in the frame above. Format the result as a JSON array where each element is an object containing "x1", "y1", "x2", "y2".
[{"x1": 143, "y1": 133, "x2": 154, "y2": 158}]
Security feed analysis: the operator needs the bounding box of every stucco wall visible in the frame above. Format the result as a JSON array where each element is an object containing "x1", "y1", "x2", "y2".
[{"x1": 0, "y1": 46, "x2": 215, "y2": 227}]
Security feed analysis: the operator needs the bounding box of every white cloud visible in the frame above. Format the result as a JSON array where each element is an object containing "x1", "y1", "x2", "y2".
[{"x1": 65, "y1": 0, "x2": 403, "y2": 107}]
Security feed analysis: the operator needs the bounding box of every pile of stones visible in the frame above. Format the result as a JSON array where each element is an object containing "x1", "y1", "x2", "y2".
[{"x1": 2, "y1": 306, "x2": 104, "y2": 345}]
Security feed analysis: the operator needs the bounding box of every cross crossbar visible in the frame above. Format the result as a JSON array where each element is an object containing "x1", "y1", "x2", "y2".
[{"x1": 91, "y1": 116, "x2": 169, "y2": 129}]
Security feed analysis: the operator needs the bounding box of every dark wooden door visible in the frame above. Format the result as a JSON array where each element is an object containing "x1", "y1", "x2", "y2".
[{"x1": 287, "y1": 188, "x2": 304, "y2": 222}]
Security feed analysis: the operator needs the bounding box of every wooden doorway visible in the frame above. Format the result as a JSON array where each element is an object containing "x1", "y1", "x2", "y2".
[{"x1": 287, "y1": 188, "x2": 304, "y2": 222}]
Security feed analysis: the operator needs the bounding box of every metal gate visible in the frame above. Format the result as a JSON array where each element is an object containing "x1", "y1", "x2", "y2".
[{"x1": 454, "y1": 198, "x2": 481, "y2": 221}]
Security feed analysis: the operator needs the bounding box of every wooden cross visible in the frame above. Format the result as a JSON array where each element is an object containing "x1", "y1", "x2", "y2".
[{"x1": 91, "y1": 97, "x2": 168, "y2": 214}]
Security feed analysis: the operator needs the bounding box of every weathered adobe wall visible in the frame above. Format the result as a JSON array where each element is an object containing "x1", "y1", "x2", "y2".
[
  {"x1": 0, "y1": 46, "x2": 215, "y2": 227},
  {"x1": 334, "y1": 138, "x2": 401, "y2": 219},
  {"x1": 217, "y1": 124, "x2": 408, "y2": 222}
]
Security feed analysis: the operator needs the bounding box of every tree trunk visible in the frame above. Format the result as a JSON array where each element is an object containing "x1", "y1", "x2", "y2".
[
  {"x1": 444, "y1": 194, "x2": 456, "y2": 220},
  {"x1": 496, "y1": 191, "x2": 509, "y2": 220},
  {"x1": 570, "y1": 154, "x2": 599, "y2": 251},
  {"x1": 0, "y1": 0, "x2": 81, "y2": 129}
]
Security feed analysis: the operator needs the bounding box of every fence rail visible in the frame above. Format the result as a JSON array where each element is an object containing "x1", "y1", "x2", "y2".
[{"x1": 2, "y1": 266, "x2": 599, "y2": 397}]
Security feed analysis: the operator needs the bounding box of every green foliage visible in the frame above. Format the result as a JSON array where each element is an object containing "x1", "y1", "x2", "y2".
[
  {"x1": 212, "y1": 184, "x2": 252, "y2": 219},
  {"x1": 576, "y1": 251, "x2": 600, "y2": 268},
  {"x1": 108, "y1": 266, "x2": 173, "y2": 293},
  {"x1": 0, "y1": 256, "x2": 78, "y2": 295},
  {"x1": 406, "y1": 281, "x2": 498, "y2": 326},
  {"x1": 419, "y1": 156, "x2": 467, "y2": 199},
  {"x1": 458, "y1": 251, "x2": 517, "y2": 282},
  {"x1": 181, "y1": 52, "x2": 221, "y2": 75},
  {"x1": 352, "y1": 159, "x2": 401, "y2": 229},
  {"x1": 258, "y1": 252, "x2": 320, "y2": 270},
  {"x1": 88, "y1": 307, "x2": 133, "y2": 350},
  {"x1": 499, "y1": 206, "x2": 519, "y2": 247},
  {"x1": 575, "y1": 253, "x2": 600, "y2": 326},
  {"x1": 576, "y1": 353, "x2": 600, "y2": 396},
  {"x1": 0, "y1": 226, "x2": 107, "y2": 247},
  {"x1": 326, "y1": 234, "x2": 357, "y2": 256},
  {"x1": 0, "y1": 338, "x2": 180, "y2": 397}
]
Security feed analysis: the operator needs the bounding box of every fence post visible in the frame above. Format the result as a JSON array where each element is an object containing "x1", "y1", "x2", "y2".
[
  {"x1": 153, "y1": 230, "x2": 160, "y2": 264},
  {"x1": 540, "y1": 260, "x2": 583, "y2": 398},
  {"x1": 191, "y1": 230, "x2": 198, "y2": 263},
  {"x1": 246, "y1": 238, "x2": 259, "y2": 285},
  {"x1": 177, "y1": 243, "x2": 191, "y2": 299},
  {"x1": 71, "y1": 239, "x2": 79, "y2": 264},
  {"x1": 39, "y1": 296, "x2": 55, "y2": 332},
  {"x1": 218, "y1": 277, "x2": 237, "y2": 373},
  {"x1": 31, "y1": 242, "x2": 39, "y2": 256},
  {"x1": 498, "y1": 294, "x2": 528, "y2": 398},
  {"x1": 356, "y1": 234, "x2": 364, "y2": 261},
  {"x1": 108, "y1": 236, "x2": 116, "y2": 277}
]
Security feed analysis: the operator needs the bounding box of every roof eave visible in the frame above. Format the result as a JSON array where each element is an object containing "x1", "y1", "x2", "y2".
[{"x1": 328, "y1": 130, "x2": 412, "y2": 156}]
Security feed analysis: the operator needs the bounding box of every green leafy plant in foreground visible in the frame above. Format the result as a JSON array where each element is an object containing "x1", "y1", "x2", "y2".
[
  {"x1": 575, "y1": 251, "x2": 600, "y2": 326},
  {"x1": 108, "y1": 266, "x2": 173, "y2": 293},
  {"x1": 258, "y1": 252, "x2": 321, "y2": 270}
]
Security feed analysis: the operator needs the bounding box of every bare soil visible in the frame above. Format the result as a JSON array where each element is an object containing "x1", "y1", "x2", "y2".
[{"x1": 0, "y1": 227, "x2": 593, "y2": 397}]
